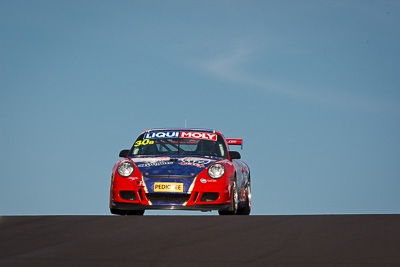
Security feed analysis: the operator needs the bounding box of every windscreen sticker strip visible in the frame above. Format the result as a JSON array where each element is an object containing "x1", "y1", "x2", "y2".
[{"x1": 144, "y1": 131, "x2": 217, "y2": 141}]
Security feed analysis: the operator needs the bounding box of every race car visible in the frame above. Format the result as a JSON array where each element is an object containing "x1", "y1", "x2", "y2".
[{"x1": 109, "y1": 128, "x2": 251, "y2": 215}]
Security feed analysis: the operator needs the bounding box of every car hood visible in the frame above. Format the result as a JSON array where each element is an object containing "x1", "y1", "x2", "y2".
[{"x1": 130, "y1": 156, "x2": 218, "y2": 177}]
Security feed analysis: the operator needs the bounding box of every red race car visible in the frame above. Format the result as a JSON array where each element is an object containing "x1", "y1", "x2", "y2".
[{"x1": 109, "y1": 128, "x2": 251, "y2": 215}]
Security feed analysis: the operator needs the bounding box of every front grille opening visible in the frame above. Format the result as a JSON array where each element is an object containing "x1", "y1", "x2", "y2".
[
  {"x1": 193, "y1": 192, "x2": 199, "y2": 202},
  {"x1": 120, "y1": 191, "x2": 137, "y2": 201},
  {"x1": 146, "y1": 193, "x2": 191, "y2": 204},
  {"x1": 201, "y1": 192, "x2": 219, "y2": 202},
  {"x1": 138, "y1": 189, "x2": 143, "y2": 201}
]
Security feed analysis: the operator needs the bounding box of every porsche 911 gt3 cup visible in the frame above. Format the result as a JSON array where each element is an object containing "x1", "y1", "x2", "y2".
[{"x1": 109, "y1": 128, "x2": 251, "y2": 215}]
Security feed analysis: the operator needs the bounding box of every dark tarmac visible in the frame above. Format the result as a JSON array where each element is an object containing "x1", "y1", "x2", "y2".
[{"x1": 1, "y1": 215, "x2": 399, "y2": 266}]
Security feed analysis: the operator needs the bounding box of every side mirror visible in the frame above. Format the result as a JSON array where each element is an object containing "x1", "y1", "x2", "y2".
[
  {"x1": 119, "y1": 149, "x2": 130, "y2": 158},
  {"x1": 229, "y1": 151, "x2": 241, "y2": 159}
]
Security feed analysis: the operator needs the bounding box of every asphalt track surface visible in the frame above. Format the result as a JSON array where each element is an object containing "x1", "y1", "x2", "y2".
[{"x1": 1, "y1": 215, "x2": 399, "y2": 266}]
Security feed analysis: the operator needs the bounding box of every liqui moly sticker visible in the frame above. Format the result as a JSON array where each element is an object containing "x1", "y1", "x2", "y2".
[
  {"x1": 144, "y1": 131, "x2": 180, "y2": 139},
  {"x1": 180, "y1": 132, "x2": 217, "y2": 141},
  {"x1": 144, "y1": 131, "x2": 217, "y2": 141}
]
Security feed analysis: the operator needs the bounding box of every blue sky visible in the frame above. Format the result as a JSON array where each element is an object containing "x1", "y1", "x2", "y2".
[{"x1": 1, "y1": 0, "x2": 399, "y2": 215}]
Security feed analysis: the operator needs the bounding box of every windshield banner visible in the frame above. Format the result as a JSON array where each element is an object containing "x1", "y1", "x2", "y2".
[{"x1": 144, "y1": 131, "x2": 217, "y2": 141}]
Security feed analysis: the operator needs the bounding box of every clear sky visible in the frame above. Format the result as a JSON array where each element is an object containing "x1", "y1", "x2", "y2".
[{"x1": 1, "y1": 0, "x2": 399, "y2": 215}]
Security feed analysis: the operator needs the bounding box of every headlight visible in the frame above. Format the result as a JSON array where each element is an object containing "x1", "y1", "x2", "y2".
[
  {"x1": 208, "y1": 163, "x2": 225, "y2": 179},
  {"x1": 117, "y1": 161, "x2": 134, "y2": 177}
]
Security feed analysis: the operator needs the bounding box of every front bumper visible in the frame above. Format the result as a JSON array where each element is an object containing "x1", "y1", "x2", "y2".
[{"x1": 110, "y1": 181, "x2": 232, "y2": 212}]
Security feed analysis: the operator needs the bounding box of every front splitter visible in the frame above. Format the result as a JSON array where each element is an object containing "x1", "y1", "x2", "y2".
[{"x1": 111, "y1": 201, "x2": 230, "y2": 211}]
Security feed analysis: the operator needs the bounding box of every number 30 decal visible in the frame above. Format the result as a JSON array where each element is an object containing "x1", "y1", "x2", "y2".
[{"x1": 134, "y1": 139, "x2": 155, "y2": 147}]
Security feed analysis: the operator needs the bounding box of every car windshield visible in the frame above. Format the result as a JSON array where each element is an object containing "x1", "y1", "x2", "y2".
[{"x1": 131, "y1": 132, "x2": 228, "y2": 158}]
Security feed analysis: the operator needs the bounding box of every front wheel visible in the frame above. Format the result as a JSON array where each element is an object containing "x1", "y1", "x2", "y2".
[
  {"x1": 237, "y1": 180, "x2": 251, "y2": 215},
  {"x1": 218, "y1": 181, "x2": 238, "y2": 215}
]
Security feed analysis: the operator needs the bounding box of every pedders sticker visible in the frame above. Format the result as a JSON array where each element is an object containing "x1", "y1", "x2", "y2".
[{"x1": 154, "y1": 182, "x2": 183, "y2": 192}]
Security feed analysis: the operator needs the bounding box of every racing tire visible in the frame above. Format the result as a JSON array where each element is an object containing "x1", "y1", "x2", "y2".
[
  {"x1": 237, "y1": 180, "x2": 251, "y2": 215},
  {"x1": 218, "y1": 181, "x2": 238, "y2": 215},
  {"x1": 110, "y1": 209, "x2": 145, "y2": 216}
]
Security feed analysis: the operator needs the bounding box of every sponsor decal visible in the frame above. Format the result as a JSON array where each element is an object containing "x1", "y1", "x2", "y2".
[
  {"x1": 144, "y1": 131, "x2": 180, "y2": 139},
  {"x1": 180, "y1": 131, "x2": 217, "y2": 141},
  {"x1": 131, "y1": 157, "x2": 170, "y2": 163},
  {"x1": 200, "y1": 178, "x2": 207, "y2": 183},
  {"x1": 179, "y1": 158, "x2": 212, "y2": 168},
  {"x1": 226, "y1": 139, "x2": 243, "y2": 145},
  {"x1": 134, "y1": 139, "x2": 155, "y2": 146},
  {"x1": 143, "y1": 131, "x2": 217, "y2": 141},
  {"x1": 154, "y1": 182, "x2": 183, "y2": 192},
  {"x1": 137, "y1": 161, "x2": 173, "y2": 168}
]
